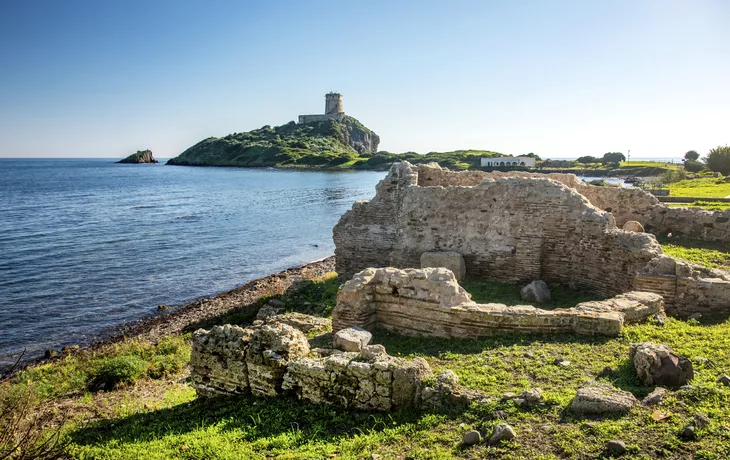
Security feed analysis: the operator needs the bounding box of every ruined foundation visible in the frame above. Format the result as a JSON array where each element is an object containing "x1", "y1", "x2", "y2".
[
  {"x1": 333, "y1": 162, "x2": 730, "y2": 318},
  {"x1": 332, "y1": 267, "x2": 664, "y2": 337},
  {"x1": 190, "y1": 322, "x2": 479, "y2": 411}
]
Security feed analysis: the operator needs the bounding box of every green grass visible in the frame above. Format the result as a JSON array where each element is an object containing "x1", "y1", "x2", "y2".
[
  {"x1": 667, "y1": 178, "x2": 730, "y2": 198},
  {"x1": 55, "y1": 317, "x2": 730, "y2": 459},
  {"x1": 6, "y1": 264, "x2": 730, "y2": 458},
  {"x1": 668, "y1": 201, "x2": 730, "y2": 211},
  {"x1": 658, "y1": 237, "x2": 730, "y2": 271},
  {"x1": 461, "y1": 279, "x2": 601, "y2": 309}
]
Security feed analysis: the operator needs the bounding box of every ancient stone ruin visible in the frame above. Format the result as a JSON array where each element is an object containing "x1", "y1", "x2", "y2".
[
  {"x1": 332, "y1": 267, "x2": 664, "y2": 337},
  {"x1": 190, "y1": 321, "x2": 481, "y2": 411},
  {"x1": 333, "y1": 162, "x2": 730, "y2": 320}
]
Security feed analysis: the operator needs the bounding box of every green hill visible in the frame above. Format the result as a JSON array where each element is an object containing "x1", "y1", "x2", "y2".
[
  {"x1": 167, "y1": 116, "x2": 380, "y2": 168},
  {"x1": 167, "y1": 117, "x2": 509, "y2": 170}
]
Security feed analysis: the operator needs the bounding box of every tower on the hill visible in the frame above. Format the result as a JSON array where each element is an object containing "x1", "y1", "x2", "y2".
[
  {"x1": 298, "y1": 93, "x2": 346, "y2": 124},
  {"x1": 325, "y1": 92, "x2": 344, "y2": 115}
]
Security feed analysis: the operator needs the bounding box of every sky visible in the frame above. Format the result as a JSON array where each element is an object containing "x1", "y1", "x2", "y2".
[{"x1": 1, "y1": 0, "x2": 729, "y2": 159}]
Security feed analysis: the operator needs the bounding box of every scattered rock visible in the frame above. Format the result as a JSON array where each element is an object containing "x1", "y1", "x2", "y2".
[
  {"x1": 569, "y1": 382, "x2": 637, "y2": 415},
  {"x1": 652, "y1": 314, "x2": 665, "y2": 326},
  {"x1": 420, "y1": 251, "x2": 466, "y2": 281},
  {"x1": 157, "y1": 304, "x2": 169, "y2": 311},
  {"x1": 687, "y1": 313, "x2": 702, "y2": 321},
  {"x1": 437, "y1": 369, "x2": 459, "y2": 386},
  {"x1": 491, "y1": 410, "x2": 507, "y2": 420},
  {"x1": 520, "y1": 388, "x2": 543, "y2": 406},
  {"x1": 678, "y1": 385, "x2": 695, "y2": 391},
  {"x1": 523, "y1": 351, "x2": 534, "y2": 359},
  {"x1": 630, "y1": 342, "x2": 694, "y2": 387},
  {"x1": 255, "y1": 304, "x2": 282, "y2": 320},
  {"x1": 681, "y1": 425, "x2": 696, "y2": 440},
  {"x1": 361, "y1": 344, "x2": 387, "y2": 360},
  {"x1": 266, "y1": 312, "x2": 331, "y2": 333},
  {"x1": 598, "y1": 366, "x2": 614, "y2": 377},
  {"x1": 488, "y1": 423, "x2": 516, "y2": 445},
  {"x1": 61, "y1": 345, "x2": 79, "y2": 354},
  {"x1": 694, "y1": 357, "x2": 709, "y2": 366},
  {"x1": 520, "y1": 280, "x2": 551, "y2": 303},
  {"x1": 717, "y1": 375, "x2": 730, "y2": 386},
  {"x1": 622, "y1": 221, "x2": 645, "y2": 233},
  {"x1": 333, "y1": 326, "x2": 372, "y2": 352},
  {"x1": 44, "y1": 349, "x2": 56, "y2": 359},
  {"x1": 606, "y1": 439, "x2": 627, "y2": 456},
  {"x1": 692, "y1": 413, "x2": 710, "y2": 429},
  {"x1": 553, "y1": 357, "x2": 570, "y2": 367},
  {"x1": 642, "y1": 387, "x2": 668, "y2": 405},
  {"x1": 462, "y1": 430, "x2": 482, "y2": 445}
]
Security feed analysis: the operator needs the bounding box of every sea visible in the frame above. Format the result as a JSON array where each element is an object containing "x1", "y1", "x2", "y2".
[{"x1": 0, "y1": 159, "x2": 385, "y2": 371}]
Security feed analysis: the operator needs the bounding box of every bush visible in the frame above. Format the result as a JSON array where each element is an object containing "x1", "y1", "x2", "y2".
[
  {"x1": 90, "y1": 356, "x2": 148, "y2": 389},
  {"x1": 684, "y1": 160, "x2": 705, "y2": 173},
  {"x1": 0, "y1": 385, "x2": 66, "y2": 459},
  {"x1": 576, "y1": 156, "x2": 600, "y2": 164},
  {"x1": 658, "y1": 169, "x2": 688, "y2": 186},
  {"x1": 601, "y1": 152, "x2": 626, "y2": 166},
  {"x1": 705, "y1": 145, "x2": 730, "y2": 175}
]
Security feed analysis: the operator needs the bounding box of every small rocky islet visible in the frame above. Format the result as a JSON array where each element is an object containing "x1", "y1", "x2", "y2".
[{"x1": 117, "y1": 149, "x2": 158, "y2": 164}]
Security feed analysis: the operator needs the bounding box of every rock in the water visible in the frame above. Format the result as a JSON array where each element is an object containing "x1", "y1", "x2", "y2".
[
  {"x1": 462, "y1": 430, "x2": 482, "y2": 445},
  {"x1": 488, "y1": 423, "x2": 516, "y2": 445},
  {"x1": 606, "y1": 440, "x2": 627, "y2": 456},
  {"x1": 520, "y1": 280, "x2": 551, "y2": 303},
  {"x1": 630, "y1": 342, "x2": 694, "y2": 387},
  {"x1": 420, "y1": 251, "x2": 466, "y2": 281},
  {"x1": 642, "y1": 387, "x2": 668, "y2": 405},
  {"x1": 117, "y1": 149, "x2": 158, "y2": 164},
  {"x1": 569, "y1": 382, "x2": 637, "y2": 415},
  {"x1": 717, "y1": 375, "x2": 730, "y2": 386},
  {"x1": 333, "y1": 326, "x2": 372, "y2": 352},
  {"x1": 622, "y1": 221, "x2": 645, "y2": 233}
]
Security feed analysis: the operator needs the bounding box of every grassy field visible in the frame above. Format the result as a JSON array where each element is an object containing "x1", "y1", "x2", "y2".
[
  {"x1": 3, "y1": 242, "x2": 730, "y2": 459},
  {"x1": 667, "y1": 201, "x2": 730, "y2": 211},
  {"x1": 667, "y1": 178, "x2": 730, "y2": 198},
  {"x1": 658, "y1": 237, "x2": 730, "y2": 271}
]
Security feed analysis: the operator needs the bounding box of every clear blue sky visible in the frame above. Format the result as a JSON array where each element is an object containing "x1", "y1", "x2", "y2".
[{"x1": 1, "y1": 0, "x2": 728, "y2": 159}]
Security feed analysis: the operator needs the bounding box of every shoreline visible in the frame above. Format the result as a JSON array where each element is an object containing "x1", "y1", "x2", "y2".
[{"x1": 2, "y1": 256, "x2": 336, "y2": 379}]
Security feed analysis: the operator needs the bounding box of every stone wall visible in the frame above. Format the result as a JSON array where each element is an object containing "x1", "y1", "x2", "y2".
[
  {"x1": 335, "y1": 162, "x2": 661, "y2": 298},
  {"x1": 332, "y1": 267, "x2": 664, "y2": 337},
  {"x1": 415, "y1": 163, "x2": 730, "y2": 243},
  {"x1": 190, "y1": 320, "x2": 476, "y2": 410},
  {"x1": 634, "y1": 255, "x2": 730, "y2": 317}
]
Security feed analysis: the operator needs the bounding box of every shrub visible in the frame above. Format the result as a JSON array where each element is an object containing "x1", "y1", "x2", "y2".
[
  {"x1": 705, "y1": 145, "x2": 730, "y2": 175},
  {"x1": 684, "y1": 160, "x2": 705, "y2": 173},
  {"x1": 658, "y1": 169, "x2": 688, "y2": 186},
  {"x1": 684, "y1": 150, "x2": 700, "y2": 161},
  {"x1": 601, "y1": 152, "x2": 625, "y2": 166},
  {"x1": 90, "y1": 356, "x2": 148, "y2": 390},
  {"x1": 576, "y1": 156, "x2": 600, "y2": 164}
]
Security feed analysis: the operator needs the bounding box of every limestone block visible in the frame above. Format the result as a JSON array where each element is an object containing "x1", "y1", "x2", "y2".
[
  {"x1": 520, "y1": 280, "x2": 551, "y2": 303},
  {"x1": 420, "y1": 251, "x2": 466, "y2": 281},
  {"x1": 569, "y1": 381, "x2": 637, "y2": 415},
  {"x1": 622, "y1": 220, "x2": 645, "y2": 232},
  {"x1": 392, "y1": 357, "x2": 432, "y2": 408},
  {"x1": 333, "y1": 327, "x2": 372, "y2": 352},
  {"x1": 630, "y1": 342, "x2": 694, "y2": 387},
  {"x1": 266, "y1": 312, "x2": 331, "y2": 334}
]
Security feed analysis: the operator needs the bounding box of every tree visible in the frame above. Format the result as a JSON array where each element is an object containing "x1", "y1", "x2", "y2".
[
  {"x1": 601, "y1": 152, "x2": 625, "y2": 166},
  {"x1": 576, "y1": 155, "x2": 600, "y2": 164},
  {"x1": 684, "y1": 150, "x2": 699, "y2": 162},
  {"x1": 705, "y1": 145, "x2": 730, "y2": 175}
]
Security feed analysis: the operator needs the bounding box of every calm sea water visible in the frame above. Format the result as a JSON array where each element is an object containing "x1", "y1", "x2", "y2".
[{"x1": 0, "y1": 159, "x2": 384, "y2": 370}]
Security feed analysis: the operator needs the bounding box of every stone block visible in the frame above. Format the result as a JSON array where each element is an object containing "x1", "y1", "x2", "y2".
[{"x1": 420, "y1": 251, "x2": 466, "y2": 281}]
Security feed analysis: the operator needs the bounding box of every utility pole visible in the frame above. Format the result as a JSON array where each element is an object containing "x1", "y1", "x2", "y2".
[{"x1": 627, "y1": 149, "x2": 630, "y2": 163}]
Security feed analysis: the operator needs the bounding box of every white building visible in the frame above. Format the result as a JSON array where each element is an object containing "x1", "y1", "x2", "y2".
[{"x1": 481, "y1": 156, "x2": 536, "y2": 168}]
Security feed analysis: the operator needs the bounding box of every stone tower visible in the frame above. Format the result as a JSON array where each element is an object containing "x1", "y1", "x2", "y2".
[{"x1": 325, "y1": 92, "x2": 344, "y2": 115}]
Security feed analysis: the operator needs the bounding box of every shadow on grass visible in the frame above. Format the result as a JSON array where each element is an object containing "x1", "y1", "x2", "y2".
[
  {"x1": 184, "y1": 276, "x2": 340, "y2": 333},
  {"x1": 461, "y1": 279, "x2": 602, "y2": 311},
  {"x1": 67, "y1": 393, "x2": 456, "y2": 449},
  {"x1": 373, "y1": 330, "x2": 613, "y2": 359}
]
